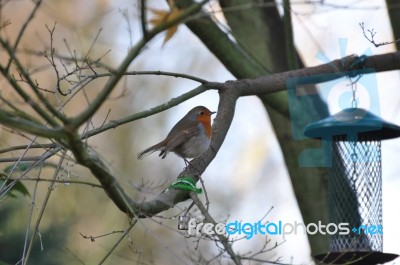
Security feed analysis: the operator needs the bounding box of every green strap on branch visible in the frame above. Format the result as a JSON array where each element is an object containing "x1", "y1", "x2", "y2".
[{"x1": 168, "y1": 177, "x2": 202, "y2": 194}]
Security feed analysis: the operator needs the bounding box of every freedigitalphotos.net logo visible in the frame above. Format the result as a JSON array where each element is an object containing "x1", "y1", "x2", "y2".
[{"x1": 186, "y1": 218, "x2": 383, "y2": 240}]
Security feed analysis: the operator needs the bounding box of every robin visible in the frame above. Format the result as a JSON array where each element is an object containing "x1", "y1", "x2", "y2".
[{"x1": 137, "y1": 106, "x2": 216, "y2": 164}]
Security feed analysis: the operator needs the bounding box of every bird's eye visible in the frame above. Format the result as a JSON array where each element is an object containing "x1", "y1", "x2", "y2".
[{"x1": 200, "y1": 111, "x2": 205, "y2": 115}]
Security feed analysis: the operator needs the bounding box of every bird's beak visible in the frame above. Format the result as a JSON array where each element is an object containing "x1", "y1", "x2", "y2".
[{"x1": 211, "y1": 111, "x2": 216, "y2": 115}]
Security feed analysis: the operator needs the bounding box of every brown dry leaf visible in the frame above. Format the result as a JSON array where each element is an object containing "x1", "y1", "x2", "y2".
[{"x1": 149, "y1": 0, "x2": 183, "y2": 45}]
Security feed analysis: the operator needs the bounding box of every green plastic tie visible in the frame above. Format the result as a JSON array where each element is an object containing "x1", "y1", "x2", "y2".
[{"x1": 168, "y1": 177, "x2": 202, "y2": 194}]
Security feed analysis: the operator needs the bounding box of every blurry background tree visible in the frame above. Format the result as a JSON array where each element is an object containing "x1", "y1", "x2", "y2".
[{"x1": 0, "y1": 0, "x2": 399, "y2": 264}]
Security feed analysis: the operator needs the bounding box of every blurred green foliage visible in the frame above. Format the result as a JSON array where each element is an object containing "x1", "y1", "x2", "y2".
[{"x1": 0, "y1": 201, "x2": 70, "y2": 264}]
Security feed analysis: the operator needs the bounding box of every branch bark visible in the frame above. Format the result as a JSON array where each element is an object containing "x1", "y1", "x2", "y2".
[
  {"x1": 2, "y1": 52, "x2": 399, "y2": 218},
  {"x1": 61, "y1": 52, "x2": 400, "y2": 219}
]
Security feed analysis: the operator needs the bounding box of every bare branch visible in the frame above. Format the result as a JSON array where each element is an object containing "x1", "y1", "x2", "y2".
[
  {"x1": 0, "y1": 143, "x2": 56, "y2": 154},
  {"x1": 23, "y1": 150, "x2": 67, "y2": 265},
  {"x1": 79, "y1": 230, "x2": 125, "y2": 242},
  {"x1": 2, "y1": 1, "x2": 400, "y2": 263},
  {"x1": 85, "y1": 70, "x2": 210, "y2": 84},
  {"x1": 43, "y1": 22, "x2": 64, "y2": 96},
  {"x1": 5, "y1": 0, "x2": 43, "y2": 71},
  {"x1": 68, "y1": 0, "x2": 210, "y2": 130},
  {"x1": 2, "y1": 51, "x2": 398, "y2": 219},
  {"x1": 98, "y1": 52, "x2": 400, "y2": 217},
  {"x1": 0, "y1": 109, "x2": 65, "y2": 138},
  {"x1": 359, "y1": 22, "x2": 400, "y2": 47},
  {"x1": 121, "y1": 8, "x2": 134, "y2": 48},
  {"x1": 0, "y1": 39, "x2": 67, "y2": 125},
  {"x1": 189, "y1": 191, "x2": 242, "y2": 264},
  {"x1": 96, "y1": 219, "x2": 138, "y2": 264},
  {"x1": 82, "y1": 83, "x2": 210, "y2": 140},
  {"x1": 0, "y1": 59, "x2": 59, "y2": 126},
  {"x1": 140, "y1": 0, "x2": 148, "y2": 39},
  {"x1": 6, "y1": 177, "x2": 102, "y2": 188}
]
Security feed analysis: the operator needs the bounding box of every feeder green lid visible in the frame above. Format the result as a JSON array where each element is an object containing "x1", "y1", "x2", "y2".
[{"x1": 304, "y1": 108, "x2": 400, "y2": 140}]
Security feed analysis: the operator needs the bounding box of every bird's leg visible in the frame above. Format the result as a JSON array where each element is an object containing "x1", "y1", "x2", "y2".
[
  {"x1": 183, "y1": 158, "x2": 190, "y2": 169},
  {"x1": 183, "y1": 158, "x2": 204, "y2": 176}
]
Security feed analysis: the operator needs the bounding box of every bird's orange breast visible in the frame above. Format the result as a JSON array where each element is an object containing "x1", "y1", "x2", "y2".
[{"x1": 196, "y1": 115, "x2": 212, "y2": 137}]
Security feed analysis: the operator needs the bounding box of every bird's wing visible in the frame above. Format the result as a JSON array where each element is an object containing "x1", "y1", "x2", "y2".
[{"x1": 162, "y1": 124, "x2": 199, "y2": 158}]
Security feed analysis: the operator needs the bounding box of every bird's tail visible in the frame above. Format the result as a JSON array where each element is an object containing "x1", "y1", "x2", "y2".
[{"x1": 137, "y1": 141, "x2": 165, "y2": 160}]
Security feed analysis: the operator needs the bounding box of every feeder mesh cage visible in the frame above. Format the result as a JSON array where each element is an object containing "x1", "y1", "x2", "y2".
[{"x1": 329, "y1": 135, "x2": 382, "y2": 252}]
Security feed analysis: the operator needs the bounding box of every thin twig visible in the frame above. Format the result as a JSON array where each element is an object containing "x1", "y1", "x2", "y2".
[
  {"x1": 6, "y1": 177, "x2": 102, "y2": 188},
  {"x1": 0, "y1": 134, "x2": 42, "y2": 196},
  {"x1": 82, "y1": 70, "x2": 210, "y2": 84},
  {"x1": 0, "y1": 39, "x2": 67, "y2": 124},
  {"x1": 0, "y1": 143, "x2": 56, "y2": 154},
  {"x1": 43, "y1": 23, "x2": 64, "y2": 96},
  {"x1": 79, "y1": 230, "x2": 125, "y2": 242},
  {"x1": 0, "y1": 61, "x2": 58, "y2": 126},
  {"x1": 198, "y1": 176, "x2": 210, "y2": 211},
  {"x1": 23, "y1": 150, "x2": 67, "y2": 265},
  {"x1": 81, "y1": 83, "x2": 210, "y2": 140},
  {"x1": 69, "y1": 0, "x2": 210, "y2": 130},
  {"x1": 97, "y1": 219, "x2": 138, "y2": 265},
  {"x1": 83, "y1": 28, "x2": 103, "y2": 64},
  {"x1": 0, "y1": 147, "x2": 63, "y2": 199},
  {"x1": 5, "y1": 0, "x2": 43, "y2": 72},
  {"x1": 190, "y1": 192, "x2": 242, "y2": 265},
  {"x1": 238, "y1": 256, "x2": 292, "y2": 265},
  {"x1": 359, "y1": 22, "x2": 400, "y2": 47},
  {"x1": 121, "y1": 8, "x2": 134, "y2": 48},
  {"x1": 0, "y1": 156, "x2": 58, "y2": 163},
  {"x1": 21, "y1": 162, "x2": 43, "y2": 265}
]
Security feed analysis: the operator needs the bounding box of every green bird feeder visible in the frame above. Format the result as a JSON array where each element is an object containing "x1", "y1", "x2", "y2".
[{"x1": 304, "y1": 108, "x2": 400, "y2": 264}]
